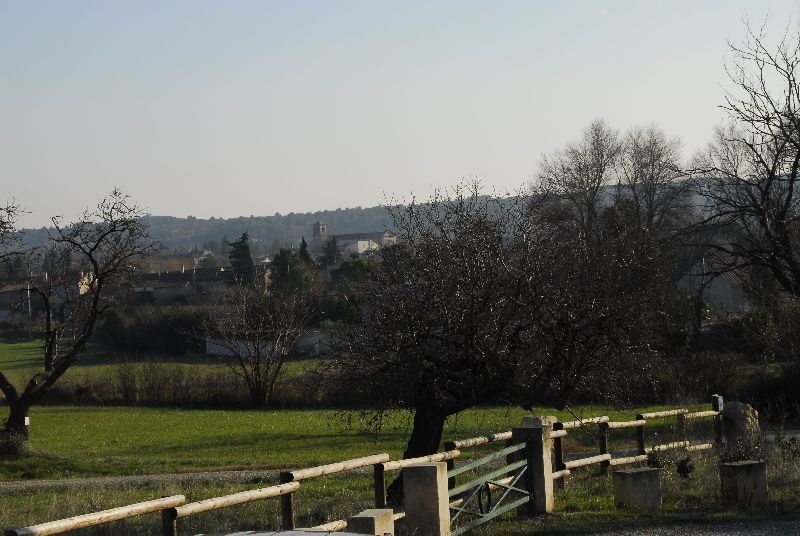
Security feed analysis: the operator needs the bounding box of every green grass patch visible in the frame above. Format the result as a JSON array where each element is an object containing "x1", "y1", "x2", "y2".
[{"x1": 0, "y1": 403, "x2": 712, "y2": 481}]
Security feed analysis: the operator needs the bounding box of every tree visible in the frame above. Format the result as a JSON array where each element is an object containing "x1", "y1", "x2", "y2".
[
  {"x1": 227, "y1": 232, "x2": 255, "y2": 285},
  {"x1": 691, "y1": 22, "x2": 800, "y2": 297},
  {"x1": 327, "y1": 183, "x2": 665, "y2": 503},
  {"x1": 319, "y1": 236, "x2": 342, "y2": 267},
  {"x1": 0, "y1": 201, "x2": 22, "y2": 284},
  {"x1": 0, "y1": 201, "x2": 21, "y2": 263},
  {"x1": 0, "y1": 190, "x2": 157, "y2": 455},
  {"x1": 270, "y1": 249, "x2": 314, "y2": 295},
  {"x1": 201, "y1": 282, "x2": 311, "y2": 406},
  {"x1": 617, "y1": 125, "x2": 688, "y2": 241},
  {"x1": 539, "y1": 118, "x2": 622, "y2": 240},
  {"x1": 298, "y1": 237, "x2": 314, "y2": 266}
]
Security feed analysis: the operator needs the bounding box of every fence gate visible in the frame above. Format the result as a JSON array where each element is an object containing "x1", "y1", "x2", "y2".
[{"x1": 447, "y1": 441, "x2": 531, "y2": 535}]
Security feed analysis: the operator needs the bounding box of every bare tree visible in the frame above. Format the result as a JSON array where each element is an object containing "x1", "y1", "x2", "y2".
[
  {"x1": 691, "y1": 21, "x2": 800, "y2": 296},
  {"x1": 327, "y1": 182, "x2": 666, "y2": 503},
  {"x1": 200, "y1": 281, "x2": 312, "y2": 406},
  {"x1": 617, "y1": 125, "x2": 688, "y2": 240},
  {"x1": 0, "y1": 190, "x2": 157, "y2": 455},
  {"x1": 0, "y1": 200, "x2": 22, "y2": 266},
  {"x1": 539, "y1": 118, "x2": 622, "y2": 240}
]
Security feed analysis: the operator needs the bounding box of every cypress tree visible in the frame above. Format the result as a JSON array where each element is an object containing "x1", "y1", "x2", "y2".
[{"x1": 227, "y1": 232, "x2": 255, "y2": 284}]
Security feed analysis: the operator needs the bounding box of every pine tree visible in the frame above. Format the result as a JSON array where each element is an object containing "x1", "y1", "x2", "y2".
[{"x1": 227, "y1": 232, "x2": 255, "y2": 284}]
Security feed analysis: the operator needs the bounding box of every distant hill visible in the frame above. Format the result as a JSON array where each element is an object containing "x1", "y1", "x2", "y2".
[{"x1": 20, "y1": 205, "x2": 396, "y2": 254}]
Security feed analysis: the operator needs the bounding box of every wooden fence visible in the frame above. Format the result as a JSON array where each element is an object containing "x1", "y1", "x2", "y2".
[{"x1": 4, "y1": 396, "x2": 724, "y2": 535}]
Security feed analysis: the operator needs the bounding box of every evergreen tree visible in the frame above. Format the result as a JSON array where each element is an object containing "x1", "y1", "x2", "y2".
[
  {"x1": 227, "y1": 232, "x2": 255, "y2": 284},
  {"x1": 271, "y1": 248, "x2": 314, "y2": 295},
  {"x1": 319, "y1": 236, "x2": 342, "y2": 267},
  {"x1": 299, "y1": 237, "x2": 314, "y2": 266}
]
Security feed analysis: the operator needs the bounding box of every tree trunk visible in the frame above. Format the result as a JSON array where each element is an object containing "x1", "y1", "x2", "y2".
[
  {"x1": 249, "y1": 385, "x2": 268, "y2": 407},
  {"x1": 1, "y1": 400, "x2": 31, "y2": 457},
  {"x1": 386, "y1": 402, "x2": 448, "y2": 506}
]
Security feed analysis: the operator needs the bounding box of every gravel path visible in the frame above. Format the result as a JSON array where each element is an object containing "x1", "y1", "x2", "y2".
[
  {"x1": 596, "y1": 520, "x2": 800, "y2": 535},
  {"x1": 0, "y1": 468, "x2": 282, "y2": 492}
]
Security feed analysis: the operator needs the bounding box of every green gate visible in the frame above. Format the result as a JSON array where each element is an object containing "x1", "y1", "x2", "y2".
[{"x1": 447, "y1": 441, "x2": 531, "y2": 535}]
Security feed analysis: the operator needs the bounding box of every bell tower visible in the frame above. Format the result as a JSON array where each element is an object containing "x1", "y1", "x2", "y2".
[{"x1": 312, "y1": 220, "x2": 327, "y2": 243}]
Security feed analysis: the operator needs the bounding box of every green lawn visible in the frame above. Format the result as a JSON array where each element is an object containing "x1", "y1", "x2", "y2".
[
  {"x1": 0, "y1": 339, "x2": 745, "y2": 534},
  {"x1": 0, "y1": 403, "x2": 711, "y2": 481}
]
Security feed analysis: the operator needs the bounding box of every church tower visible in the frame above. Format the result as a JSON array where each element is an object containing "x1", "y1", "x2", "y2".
[{"x1": 312, "y1": 220, "x2": 328, "y2": 244}]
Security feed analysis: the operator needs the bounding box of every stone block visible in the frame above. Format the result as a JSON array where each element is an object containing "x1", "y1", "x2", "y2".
[
  {"x1": 720, "y1": 461, "x2": 769, "y2": 509},
  {"x1": 346, "y1": 508, "x2": 394, "y2": 535},
  {"x1": 402, "y1": 462, "x2": 450, "y2": 536},
  {"x1": 613, "y1": 467, "x2": 661, "y2": 512},
  {"x1": 722, "y1": 402, "x2": 761, "y2": 459}
]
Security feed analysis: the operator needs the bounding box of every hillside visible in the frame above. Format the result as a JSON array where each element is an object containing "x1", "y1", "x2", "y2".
[{"x1": 20, "y1": 205, "x2": 395, "y2": 254}]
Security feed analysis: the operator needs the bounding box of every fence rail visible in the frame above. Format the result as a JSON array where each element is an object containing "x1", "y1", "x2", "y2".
[{"x1": 5, "y1": 495, "x2": 186, "y2": 536}]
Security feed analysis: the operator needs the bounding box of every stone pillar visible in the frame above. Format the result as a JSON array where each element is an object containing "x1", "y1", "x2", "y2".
[
  {"x1": 403, "y1": 462, "x2": 450, "y2": 536},
  {"x1": 721, "y1": 461, "x2": 769, "y2": 509},
  {"x1": 347, "y1": 508, "x2": 395, "y2": 535},
  {"x1": 513, "y1": 415, "x2": 555, "y2": 515},
  {"x1": 612, "y1": 467, "x2": 662, "y2": 512}
]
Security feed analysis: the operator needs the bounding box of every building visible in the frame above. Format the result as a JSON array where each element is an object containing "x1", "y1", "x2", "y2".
[{"x1": 310, "y1": 221, "x2": 396, "y2": 255}]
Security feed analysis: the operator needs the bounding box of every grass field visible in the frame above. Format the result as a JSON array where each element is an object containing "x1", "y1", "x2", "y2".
[
  {"x1": 0, "y1": 403, "x2": 743, "y2": 534},
  {"x1": 0, "y1": 408, "x2": 797, "y2": 533},
  {"x1": 2, "y1": 339, "x2": 795, "y2": 533},
  {"x1": 0, "y1": 404, "x2": 704, "y2": 480}
]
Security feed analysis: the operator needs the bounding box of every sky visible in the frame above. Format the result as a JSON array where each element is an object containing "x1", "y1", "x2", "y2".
[{"x1": 2, "y1": 1, "x2": 799, "y2": 228}]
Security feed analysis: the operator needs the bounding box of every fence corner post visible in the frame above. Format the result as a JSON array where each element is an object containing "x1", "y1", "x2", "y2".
[
  {"x1": 513, "y1": 415, "x2": 555, "y2": 516},
  {"x1": 402, "y1": 462, "x2": 451, "y2": 536}
]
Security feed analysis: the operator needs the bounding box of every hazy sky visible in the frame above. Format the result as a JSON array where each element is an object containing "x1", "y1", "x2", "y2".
[{"x1": 2, "y1": 1, "x2": 799, "y2": 228}]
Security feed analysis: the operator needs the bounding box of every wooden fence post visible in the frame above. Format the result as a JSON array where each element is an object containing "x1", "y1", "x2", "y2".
[
  {"x1": 444, "y1": 441, "x2": 456, "y2": 490},
  {"x1": 552, "y1": 421, "x2": 566, "y2": 488},
  {"x1": 161, "y1": 508, "x2": 177, "y2": 536},
  {"x1": 513, "y1": 416, "x2": 555, "y2": 516},
  {"x1": 677, "y1": 414, "x2": 687, "y2": 444},
  {"x1": 373, "y1": 463, "x2": 386, "y2": 508},
  {"x1": 279, "y1": 472, "x2": 295, "y2": 530},
  {"x1": 712, "y1": 394, "x2": 724, "y2": 446},
  {"x1": 635, "y1": 414, "x2": 646, "y2": 456},
  {"x1": 598, "y1": 422, "x2": 610, "y2": 476}
]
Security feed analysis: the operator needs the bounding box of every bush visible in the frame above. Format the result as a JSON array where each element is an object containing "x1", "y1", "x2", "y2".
[
  {"x1": 94, "y1": 307, "x2": 207, "y2": 356},
  {"x1": 42, "y1": 362, "x2": 251, "y2": 408}
]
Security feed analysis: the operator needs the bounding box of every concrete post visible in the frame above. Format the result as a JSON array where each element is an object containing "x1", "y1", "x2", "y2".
[
  {"x1": 347, "y1": 508, "x2": 395, "y2": 535},
  {"x1": 613, "y1": 467, "x2": 662, "y2": 512},
  {"x1": 720, "y1": 461, "x2": 769, "y2": 509},
  {"x1": 513, "y1": 415, "x2": 555, "y2": 516},
  {"x1": 403, "y1": 462, "x2": 451, "y2": 536}
]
